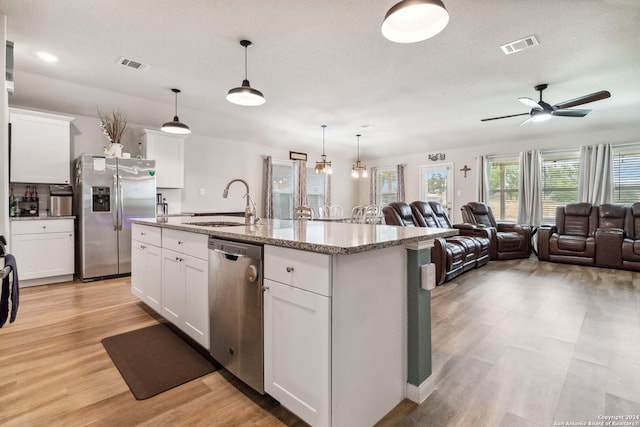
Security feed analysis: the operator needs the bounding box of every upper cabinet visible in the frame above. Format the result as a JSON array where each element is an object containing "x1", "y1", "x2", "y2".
[
  {"x1": 10, "y1": 108, "x2": 74, "y2": 184},
  {"x1": 142, "y1": 129, "x2": 186, "y2": 189}
]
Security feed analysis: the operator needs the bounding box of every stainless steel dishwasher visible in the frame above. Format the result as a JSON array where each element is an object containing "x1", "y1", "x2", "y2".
[{"x1": 208, "y1": 237, "x2": 264, "y2": 393}]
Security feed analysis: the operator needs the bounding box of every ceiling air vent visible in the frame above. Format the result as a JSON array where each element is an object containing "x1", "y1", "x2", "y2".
[
  {"x1": 500, "y1": 35, "x2": 539, "y2": 55},
  {"x1": 117, "y1": 56, "x2": 150, "y2": 72}
]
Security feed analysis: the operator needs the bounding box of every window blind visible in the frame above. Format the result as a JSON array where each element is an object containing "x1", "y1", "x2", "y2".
[
  {"x1": 541, "y1": 154, "x2": 579, "y2": 222},
  {"x1": 613, "y1": 146, "x2": 640, "y2": 204}
]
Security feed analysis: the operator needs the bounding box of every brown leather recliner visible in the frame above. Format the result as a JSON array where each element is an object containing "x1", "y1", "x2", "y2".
[
  {"x1": 424, "y1": 201, "x2": 490, "y2": 268},
  {"x1": 622, "y1": 202, "x2": 640, "y2": 271},
  {"x1": 382, "y1": 202, "x2": 419, "y2": 226},
  {"x1": 460, "y1": 202, "x2": 532, "y2": 260},
  {"x1": 385, "y1": 202, "x2": 466, "y2": 284},
  {"x1": 537, "y1": 203, "x2": 597, "y2": 266},
  {"x1": 595, "y1": 204, "x2": 626, "y2": 268}
]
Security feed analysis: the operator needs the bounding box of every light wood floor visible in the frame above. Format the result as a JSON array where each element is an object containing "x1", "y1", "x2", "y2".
[{"x1": 1, "y1": 258, "x2": 639, "y2": 426}]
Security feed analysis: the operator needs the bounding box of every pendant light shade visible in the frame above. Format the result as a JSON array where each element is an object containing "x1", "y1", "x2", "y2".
[
  {"x1": 381, "y1": 0, "x2": 449, "y2": 43},
  {"x1": 315, "y1": 125, "x2": 333, "y2": 175},
  {"x1": 227, "y1": 40, "x2": 266, "y2": 106},
  {"x1": 161, "y1": 88, "x2": 191, "y2": 135},
  {"x1": 351, "y1": 134, "x2": 368, "y2": 178}
]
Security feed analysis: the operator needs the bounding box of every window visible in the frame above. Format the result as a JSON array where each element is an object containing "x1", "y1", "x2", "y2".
[
  {"x1": 272, "y1": 160, "x2": 296, "y2": 219},
  {"x1": 613, "y1": 144, "x2": 640, "y2": 204},
  {"x1": 374, "y1": 167, "x2": 398, "y2": 205},
  {"x1": 540, "y1": 150, "x2": 579, "y2": 222},
  {"x1": 487, "y1": 156, "x2": 519, "y2": 221},
  {"x1": 419, "y1": 164, "x2": 453, "y2": 218},
  {"x1": 306, "y1": 167, "x2": 327, "y2": 212}
]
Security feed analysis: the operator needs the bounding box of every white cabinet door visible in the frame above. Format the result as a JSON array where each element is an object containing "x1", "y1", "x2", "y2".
[
  {"x1": 10, "y1": 108, "x2": 74, "y2": 184},
  {"x1": 12, "y1": 231, "x2": 74, "y2": 280},
  {"x1": 162, "y1": 248, "x2": 185, "y2": 325},
  {"x1": 142, "y1": 129, "x2": 185, "y2": 188},
  {"x1": 183, "y1": 255, "x2": 209, "y2": 349},
  {"x1": 264, "y1": 279, "x2": 331, "y2": 427},
  {"x1": 131, "y1": 240, "x2": 162, "y2": 313}
]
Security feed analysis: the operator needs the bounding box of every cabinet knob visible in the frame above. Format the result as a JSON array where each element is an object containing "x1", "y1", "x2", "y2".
[
  {"x1": 178, "y1": 241, "x2": 183, "y2": 245},
  {"x1": 141, "y1": 232, "x2": 146, "y2": 236},
  {"x1": 42, "y1": 225, "x2": 47, "y2": 229},
  {"x1": 262, "y1": 286, "x2": 270, "y2": 292},
  {"x1": 286, "y1": 266, "x2": 294, "y2": 272},
  {"x1": 141, "y1": 245, "x2": 146, "y2": 249}
]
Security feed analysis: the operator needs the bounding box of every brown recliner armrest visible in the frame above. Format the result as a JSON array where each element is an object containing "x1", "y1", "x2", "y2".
[
  {"x1": 497, "y1": 222, "x2": 532, "y2": 237},
  {"x1": 595, "y1": 227, "x2": 624, "y2": 268},
  {"x1": 431, "y1": 238, "x2": 448, "y2": 285},
  {"x1": 454, "y1": 223, "x2": 497, "y2": 259},
  {"x1": 537, "y1": 225, "x2": 556, "y2": 260}
]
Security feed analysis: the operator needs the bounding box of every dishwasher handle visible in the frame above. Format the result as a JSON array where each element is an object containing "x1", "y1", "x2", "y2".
[{"x1": 213, "y1": 248, "x2": 247, "y2": 261}]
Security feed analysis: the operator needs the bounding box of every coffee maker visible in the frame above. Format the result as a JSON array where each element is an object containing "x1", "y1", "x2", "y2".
[{"x1": 156, "y1": 193, "x2": 168, "y2": 217}]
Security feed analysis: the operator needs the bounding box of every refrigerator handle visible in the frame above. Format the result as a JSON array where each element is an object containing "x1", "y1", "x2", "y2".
[
  {"x1": 112, "y1": 174, "x2": 119, "y2": 231},
  {"x1": 118, "y1": 177, "x2": 124, "y2": 231}
]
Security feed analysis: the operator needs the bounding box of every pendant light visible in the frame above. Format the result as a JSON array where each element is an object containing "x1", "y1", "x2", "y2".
[
  {"x1": 226, "y1": 40, "x2": 266, "y2": 106},
  {"x1": 351, "y1": 134, "x2": 368, "y2": 178},
  {"x1": 161, "y1": 88, "x2": 191, "y2": 134},
  {"x1": 381, "y1": 0, "x2": 449, "y2": 43},
  {"x1": 314, "y1": 125, "x2": 333, "y2": 175}
]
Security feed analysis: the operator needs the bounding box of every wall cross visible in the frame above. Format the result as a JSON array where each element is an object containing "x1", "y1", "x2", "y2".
[{"x1": 460, "y1": 165, "x2": 471, "y2": 178}]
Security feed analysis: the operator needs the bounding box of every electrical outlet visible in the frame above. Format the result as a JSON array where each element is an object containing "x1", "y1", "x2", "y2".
[{"x1": 199, "y1": 188, "x2": 205, "y2": 196}]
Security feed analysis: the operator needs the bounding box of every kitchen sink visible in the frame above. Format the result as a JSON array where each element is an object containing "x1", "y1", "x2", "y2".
[{"x1": 185, "y1": 221, "x2": 245, "y2": 227}]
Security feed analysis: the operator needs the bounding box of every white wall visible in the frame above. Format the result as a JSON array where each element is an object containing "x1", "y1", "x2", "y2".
[{"x1": 359, "y1": 125, "x2": 640, "y2": 224}]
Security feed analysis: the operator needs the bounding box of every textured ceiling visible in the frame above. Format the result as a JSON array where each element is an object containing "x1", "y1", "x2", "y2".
[{"x1": 2, "y1": 0, "x2": 640, "y2": 159}]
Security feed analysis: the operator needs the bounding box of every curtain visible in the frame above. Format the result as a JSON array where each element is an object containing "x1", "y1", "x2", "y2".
[
  {"x1": 326, "y1": 173, "x2": 332, "y2": 205},
  {"x1": 262, "y1": 156, "x2": 273, "y2": 218},
  {"x1": 397, "y1": 164, "x2": 406, "y2": 202},
  {"x1": 517, "y1": 150, "x2": 542, "y2": 225},
  {"x1": 578, "y1": 144, "x2": 613, "y2": 204},
  {"x1": 475, "y1": 155, "x2": 489, "y2": 202},
  {"x1": 369, "y1": 167, "x2": 376, "y2": 204},
  {"x1": 296, "y1": 160, "x2": 307, "y2": 207}
]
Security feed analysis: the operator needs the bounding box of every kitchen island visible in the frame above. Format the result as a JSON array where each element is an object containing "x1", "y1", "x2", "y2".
[{"x1": 130, "y1": 216, "x2": 457, "y2": 427}]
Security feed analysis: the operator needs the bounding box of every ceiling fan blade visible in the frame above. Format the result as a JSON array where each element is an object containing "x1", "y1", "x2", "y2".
[
  {"x1": 481, "y1": 112, "x2": 529, "y2": 122},
  {"x1": 518, "y1": 97, "x2": 541, "y2": 109},
  {"x1": 552, "y1": 109, "x2": 592, "y2": 117},
  {"x1": 518, "y1": 117, "x2": 532, "y2": 127},
  {"x1": 554, "y1": 90, "x2": 611, "y2": 109}
]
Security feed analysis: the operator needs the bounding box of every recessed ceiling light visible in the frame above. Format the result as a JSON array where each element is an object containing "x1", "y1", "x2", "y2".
[{"x1": 36, "y1": 51, "x2": 58, "y2": 63}]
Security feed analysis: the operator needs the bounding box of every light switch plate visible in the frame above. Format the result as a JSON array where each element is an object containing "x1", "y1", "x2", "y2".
[{"x1": 421, "y1": 263, "x2": 436, "y2": 290}]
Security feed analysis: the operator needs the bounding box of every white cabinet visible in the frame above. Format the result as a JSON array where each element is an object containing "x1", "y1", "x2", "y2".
[
  {"x1": 9, "y1": 108, "x2": 74, "y2": 184},
  {"x1": 10, "y1": 219, "x2": 74, "y2": 286},
  {"x1": 263, "y1": 245, "x2": 331, "y2": 427},
  {"x1": 131, "y1": 224, "x2": 162, "y2": 313},
  {"x1": 142, "y1": 129, "x2": 185, "y2": 188},
  {"x1": 161, "y1": 230, "x2": 209, "y2": 349}
]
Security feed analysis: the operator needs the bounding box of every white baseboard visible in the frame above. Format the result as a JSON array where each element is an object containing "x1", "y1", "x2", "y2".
[{"x1": 406, "y1": 376, "x2": 437, "y2": 404}]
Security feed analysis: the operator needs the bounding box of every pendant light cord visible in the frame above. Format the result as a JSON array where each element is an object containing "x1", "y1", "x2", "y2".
[
  {"x1": 356, "y1": 134, "x2": 361, "y2": 161},
  {"x1": 174, "y1": 91, "x2": 178, "y2": 116},
  {"x1": 321, "y1": 125, "x2": 327, "y2": 156}
]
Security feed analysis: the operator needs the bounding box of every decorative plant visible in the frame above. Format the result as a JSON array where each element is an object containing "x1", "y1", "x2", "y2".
[{"x1": 98, "y1": 108, "x2": 128, "y2": 144}]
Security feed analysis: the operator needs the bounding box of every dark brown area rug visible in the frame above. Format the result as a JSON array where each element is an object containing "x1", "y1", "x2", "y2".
[{"x1": 102, "y1": 323, "x2": 215, "y2": 400}]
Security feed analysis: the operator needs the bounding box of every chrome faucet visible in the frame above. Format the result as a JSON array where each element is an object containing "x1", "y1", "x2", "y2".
[{"x1": 222, "y1": 178, "x2": 259, "y2": 225}]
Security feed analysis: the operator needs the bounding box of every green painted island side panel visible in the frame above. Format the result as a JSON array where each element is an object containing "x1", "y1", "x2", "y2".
[{"x1": 406, "y1": 247, "x2": 432, "y2": 386}]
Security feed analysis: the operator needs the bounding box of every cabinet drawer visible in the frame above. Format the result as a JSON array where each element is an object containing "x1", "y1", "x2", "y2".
[
  {"x1": 132, "y1": 224, "x2": 162, "y2": 246},
  {"x1": 162, "y1": 228, "x2": 208, "y2": 260},
  {"x1": 11, "y1": 219, "x2": 74, "y2": 235},
  {"x1": 264, "y1": 245, "x2": 331, "y2": 297}
]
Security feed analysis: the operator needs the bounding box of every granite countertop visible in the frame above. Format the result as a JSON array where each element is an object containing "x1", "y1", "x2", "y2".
[
  {"x1": 131, "y1": 215, "x2": 457, "y2": 255},
  {"x1": 10, "y1": 215, "x2": 76, "y2": 221}
]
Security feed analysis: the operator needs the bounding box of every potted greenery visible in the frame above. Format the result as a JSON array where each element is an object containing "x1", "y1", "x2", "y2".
[{"x1": 98, "y1": 109, "x2": 128, "y2": 157}]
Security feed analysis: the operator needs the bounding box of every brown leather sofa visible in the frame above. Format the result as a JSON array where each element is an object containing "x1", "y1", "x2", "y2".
[
  {"x1": 538, "y1": 202, "x2": 639, "y2": 271},
  {"x1": 623, "y1": 203, "x2": 640, "y2": 271},
  {"x1": 460, "y1": 202, "x2": 532, "y2": 260},
  {"x1": 383, "y1": 201, "x2": 489, "y2": 285}
]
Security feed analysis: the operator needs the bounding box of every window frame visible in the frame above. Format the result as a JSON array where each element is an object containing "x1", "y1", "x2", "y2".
[
  {"x1": 486, "y1": 155, "x2": 520, "y2": 222},
  {"x1": 374, "y1": 167, "x2": 398, "y2": 206},
  {"x1": 612, "y1": 143, "x2": 640, "y2": 205},
  {"x1": 540, "y1": 149, "x2": 580, "y2": 223}
]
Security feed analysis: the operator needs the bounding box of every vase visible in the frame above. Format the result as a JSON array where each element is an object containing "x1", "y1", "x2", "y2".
[{"x1": 104, "y1": 142, "x2": 123, "y2": 157}]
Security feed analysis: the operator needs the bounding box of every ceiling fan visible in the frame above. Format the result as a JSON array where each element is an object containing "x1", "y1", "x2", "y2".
[{"x1": 481, "y1": 84, "x2": 611, "y2": 126}]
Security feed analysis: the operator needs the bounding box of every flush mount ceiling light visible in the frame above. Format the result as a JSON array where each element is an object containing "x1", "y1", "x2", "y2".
[
  {"x1": 161, "y1": 88, "x2": 191, "y2": 135},
  {"x1": 351, "y1": 134, "x2": 368, "y2": 179},
  {"x1": 315, "y1": 125, "x2": 333, "y2": 175},
  {"x1": 36, "y1": 51, "x2": 58, "y2": 62},
  {"x1": 381, "y1": 0, "x2": 450, "y2": 43},
  {"x1": 226, "y1": 40, "x2": 265, "y2": 106}
]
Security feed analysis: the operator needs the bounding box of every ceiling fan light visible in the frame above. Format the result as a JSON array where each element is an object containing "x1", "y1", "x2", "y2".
[
  {"x1": 161, "y1": 116, "x2": 191, "y2": 134},
  {"x1": 381, "y1": 0, "x2": 449, "y2": 43},
  {"x1": 531, "y1": 110, "x2": 552, "y2": 122},
  {"x1": 227, "y1": 80, "x2": 266, "y2": 106}
]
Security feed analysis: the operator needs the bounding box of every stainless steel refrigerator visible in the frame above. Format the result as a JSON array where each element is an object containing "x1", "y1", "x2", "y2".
[{"x1": 75, "y1": 154, "x2": 156, "y2": 281}]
